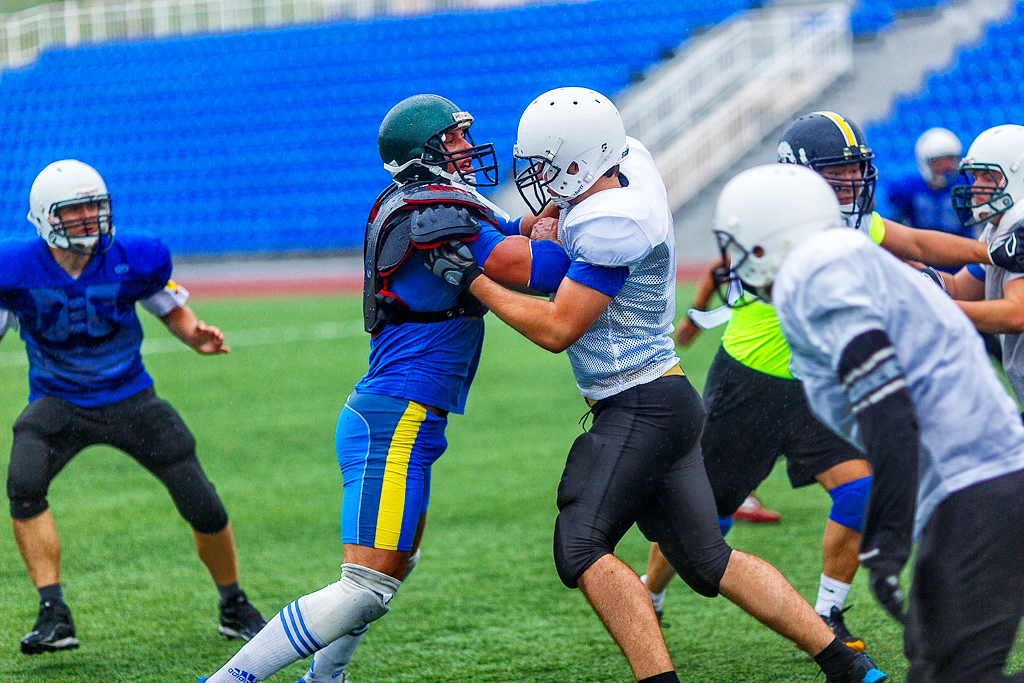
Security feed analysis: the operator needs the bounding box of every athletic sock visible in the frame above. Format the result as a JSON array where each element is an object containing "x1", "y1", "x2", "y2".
[
  {"x1": 815, "y1": 573, "x2": 852, "y2": 616},
  {"x1": 814, "y1": 638, "x2": 857, "y2": 679},
  {"x1": 38, "y1": 583, "x2": 63, "y2": 603},
  {"x1": 639, "y1": 672, "x2": 680, "y2": 683},
  {"x1": 304, "y1": 625, "x2": 368, "y2": 682},
  {"x1": 217, "y1": 582, "x2": 244, "y2": 604},
  {"x1": 639, "y1": 574, "x2": 666, "y2": 612}
]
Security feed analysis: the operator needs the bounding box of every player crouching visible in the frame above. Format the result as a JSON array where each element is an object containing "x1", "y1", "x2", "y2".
[{"x1": 0, "y1": 160, "x2": 266, "y2": 654}]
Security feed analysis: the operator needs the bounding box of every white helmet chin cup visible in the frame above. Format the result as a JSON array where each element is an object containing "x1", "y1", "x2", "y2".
[
  {"x1": 28, "y1": 160, "x2": 114, "y2": 253},
  {"x1": 714, "y1": 164, "x2": 843, "y2": 289},
  {"x1": 513, "y1": 87, "x2": 629, "y2": 212}
]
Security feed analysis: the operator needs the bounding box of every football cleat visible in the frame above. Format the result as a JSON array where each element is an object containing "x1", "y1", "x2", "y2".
[
  {"x1": 823, "y1": 605, "x2": 867, "y2": 652},
  {"x1": 826, "y1": 651, "x2": 887, "y2": 683},
  {"x1": 732, "y1": 494, "x2": 782, "y2": 523},
  {"x1": 20, "y1": 599, "x2": 79, "y2": 654},
  {"x1": 218, "y1": 592, "x2": 267, "y2": 641}
]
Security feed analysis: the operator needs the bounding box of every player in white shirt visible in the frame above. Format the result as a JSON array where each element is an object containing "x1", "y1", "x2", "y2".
[
  {"x1": 716, "y1": 161, "x2": 1024, "y2": 683},
  {"x1": 422, "y1": 87, "x2": 885, "y2": 683},
  {"x1": 929, "y1": 125, "x2": 1024, "y2": 407}
]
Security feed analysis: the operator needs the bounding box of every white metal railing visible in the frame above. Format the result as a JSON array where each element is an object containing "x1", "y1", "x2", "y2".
[
  {"x1": 0, "y1": 0, "x2": 576, "y2": 68},
  {"x1": 617, "y1": 3, "x2": 853, "y2": 211}
]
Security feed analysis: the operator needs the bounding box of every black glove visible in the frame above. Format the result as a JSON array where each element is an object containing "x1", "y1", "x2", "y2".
[
  {"x1": 422, "y1": 241, "x2": 482, "y2": 287},
  {"x1": 864, "y1": 557, "x2": 906, "y2": 625},
  {"x1": 988, "y1": 221, "x2": 1024, "y2": 272},
  {"x1": 919, "y1": 265, "x2": 947, "y2": 292}
]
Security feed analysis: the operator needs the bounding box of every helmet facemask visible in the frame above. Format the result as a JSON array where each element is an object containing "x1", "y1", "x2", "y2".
[
  {"x1": 815, "y1": 159, "x2": 877, "y2": 230},
  {"x1": 47, "y1": 195, "x2": 114, "y2": 254},
  {"x1": 951, "y1": 163, "x2": 1013, "y2": 228},
  {"x1": 512, "y1": 150, "x2": 560, "y2": 215},
  {"x1": 422, "y1": 117, "x2": 499, "y2": 188},
  {"x1": 712, "y1": 230, "x2": 776, "y2": 306}
]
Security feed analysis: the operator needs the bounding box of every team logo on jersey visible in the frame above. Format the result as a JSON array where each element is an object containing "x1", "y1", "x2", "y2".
[
  {"x1": 777, "y1": 141, "x2": 797, "y2": 164},
  {"x1": 114, "y1": 264, "x2": 129, "y2": 274}
]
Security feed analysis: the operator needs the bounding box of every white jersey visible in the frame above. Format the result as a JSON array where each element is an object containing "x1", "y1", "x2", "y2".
[
  {"x1": 774, "y1": 228, "x2": 1024, "y2": 538},
  {"x1": 979, "y1": 202, "x2": 1024, "y2": 403},
  {"x1": 557, "y1": 137, "x2": 679, "y2": 400}
]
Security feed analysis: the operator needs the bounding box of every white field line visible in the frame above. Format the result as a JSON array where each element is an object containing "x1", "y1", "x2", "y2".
[{"x1": 0, "y1": 321, "x2": 365, "y2": 367}]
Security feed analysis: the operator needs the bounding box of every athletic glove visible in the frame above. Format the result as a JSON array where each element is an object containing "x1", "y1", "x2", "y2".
[
  {"x1": 862, "y1": 556, "x2": 907, "y2": 625},
  {"x1": 918, "y1": 265, "x2": 947, "y2": 292},
  {"x1": 988, "y1": 221, "x2": 1024, "y2": 272},
  {"x1": 422, "y1": 241, "x2": 483, "y2": 287}
]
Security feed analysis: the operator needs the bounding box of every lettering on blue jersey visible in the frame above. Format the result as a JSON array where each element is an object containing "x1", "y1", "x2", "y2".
[{"x1": 30, "y1": 283, "x2": 122, "y2": 342}]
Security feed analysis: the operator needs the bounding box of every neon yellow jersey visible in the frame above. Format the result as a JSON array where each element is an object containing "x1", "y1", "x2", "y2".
[{"x1": 720, "y1": 212, "x2": 885, "y2": 378}]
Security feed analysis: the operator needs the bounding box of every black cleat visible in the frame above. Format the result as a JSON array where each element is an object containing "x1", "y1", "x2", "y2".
[
  {"x1": 218, "y1": 592, "x2": 267, "y2": 641},
  {"x1": 20, "y1": 599, "x2": 79, "y2": 655},
  {"x1": 826, "y1": 651, "x2": 887, "y2": 683},
  {"x1": 822, "y1": 606, "x2": 867, "y2": 652}
]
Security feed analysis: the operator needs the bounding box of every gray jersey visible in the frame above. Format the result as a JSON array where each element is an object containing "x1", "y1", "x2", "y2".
[
  {"x1": 774, "y1": 228, "x2": 1024, "y2": 538},
  {"x1": 979, "y1": 202, "x2": 1024, "y2": 403},
  {"x1": 557, "y1": 138, "x2": 679, "y2": 400}
]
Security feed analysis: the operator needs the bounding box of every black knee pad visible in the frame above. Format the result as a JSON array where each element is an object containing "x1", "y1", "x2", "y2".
[
  {"x1": 154, "y1": 456, "x2": 228, "y2": 534},
  {"x1": 552, "y1": 510, "x2": 613, "y2": 589}
]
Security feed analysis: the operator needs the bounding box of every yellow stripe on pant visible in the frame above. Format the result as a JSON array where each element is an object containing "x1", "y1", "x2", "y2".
[{"x1": 374, "y1": 401, "x2": 428, "y2": 550}]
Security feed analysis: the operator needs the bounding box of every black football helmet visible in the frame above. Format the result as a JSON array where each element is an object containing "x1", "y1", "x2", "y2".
[{"x1": 776, "y1": 111, "x2": 877, "y2": 229}]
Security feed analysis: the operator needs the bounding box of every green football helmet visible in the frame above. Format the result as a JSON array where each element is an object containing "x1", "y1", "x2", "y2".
[{"x1": 378, "y1": 94, "x2": 498, "y2": 186}]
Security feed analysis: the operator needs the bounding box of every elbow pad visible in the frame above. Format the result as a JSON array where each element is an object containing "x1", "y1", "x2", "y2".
[{"x1": 529, "y1": 239, "x2": 571, "y2": 294}]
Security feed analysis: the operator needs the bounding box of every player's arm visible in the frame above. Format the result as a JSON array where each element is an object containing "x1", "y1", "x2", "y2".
[
  {"x1": 464, "y1": 225, "x2": 570, "y2": 295},
  {"x1": 160, "y1": 305, "x2": 229, "y2": 354},
  {"x1": 517, "y1": 202, "x2": 559, "y2": 239},
  {"x1": 881, "y1": 217, "x2": 1024, "y2": 271},
  {"x1": 838, "y1": 328, "x2": 918, "y2": 625},
  {"x1": 942, "y1": 265, "x2": 986, "y2": 301},
  {"x1": 955, "y1": 277, "x2": 1024, "y2": 334},
  {"x1": 676, "y1": 263, "x2": 717, "y2": 346},
  {"x1": 470, "y1": 274, "x2": 612, "y2": 352}
]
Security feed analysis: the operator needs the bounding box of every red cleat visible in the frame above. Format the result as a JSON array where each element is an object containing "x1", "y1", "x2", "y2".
[{"x1": 732, "y1": 494, "x2": 782, "y2": 523}]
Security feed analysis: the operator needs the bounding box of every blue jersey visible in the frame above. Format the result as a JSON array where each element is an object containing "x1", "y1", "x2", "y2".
[
  {"x1": 355, "y1": 224, "x2": 506, "y2": 414},
  {"x1": 0, "y1": 233, "x2": 172, "y2": 407},
  {"x1": 886, "y1": 175, "x2": 971, "y2": 238}
]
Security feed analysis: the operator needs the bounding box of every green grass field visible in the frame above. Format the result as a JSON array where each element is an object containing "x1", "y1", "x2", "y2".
[{"x1": 0, "y1": 291, "x2": 1015, "y2": 682}]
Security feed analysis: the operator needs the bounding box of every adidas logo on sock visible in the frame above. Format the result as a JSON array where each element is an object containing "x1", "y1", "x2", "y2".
[{"x1": 228, "y1": 668, "x2": 257, "y2": 683}]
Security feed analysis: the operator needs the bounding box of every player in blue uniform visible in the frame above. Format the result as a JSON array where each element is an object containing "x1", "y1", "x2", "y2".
[
  {"x1": 199, "y1": 94, "x2": 568, "y2": 683},
  {"x1": 1, "y1": 160, "x2": 266, "y2": 654},
  {"x1": 885, "y1": 128, "x2": 971, "y2": 271}
]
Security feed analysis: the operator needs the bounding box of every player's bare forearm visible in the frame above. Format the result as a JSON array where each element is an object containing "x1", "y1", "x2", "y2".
[
  {"x1": 691, "y1": 264, "x2": 717, "y2": 311},
  {"x1": 469, "y1": 275, "x2": 610, "y2": 352},
  {"x1": 944, "y1": 268, "x2": 985, "y2": 301},
  {"x1": 882, "y1": 219, "x2": 989, "y2": 267},
  {"x1": 160, "y1": 305, "x2": 229, "y2": 354},
  {"x1": 956, "y1": 299, "x2": 1024, "y2": 334}
]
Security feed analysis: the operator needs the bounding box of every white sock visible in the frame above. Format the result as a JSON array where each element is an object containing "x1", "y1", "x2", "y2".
[
  {"x1": 208, "y1": 566, "x2": 400, "y2": 683},
  {"x1": 640, "y1": 574, "x2": 666, "y2": 611},
  {"x1": 814, "y1": 573, "x2": 852, "y2": 616},
  {"x1": 303, "y1": 625, "x2": 368, "y2": 682},
  {"x1": 301, "y1": 553, "x2": 419, "y2": 683},
  {"x1": 208, "y1": 597, "x2": 328, "y2": 683}
]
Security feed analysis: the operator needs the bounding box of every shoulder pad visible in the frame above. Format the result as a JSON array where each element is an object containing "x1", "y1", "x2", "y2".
[
  {"x1": 566, "y1": 215, "x2": 653, "y2": 267},
  {"x1": 400, "y1": 183, "x2": 497, "y2": 226},
  {"x1": 410, "y1": 204, "x2": 481, "y2": 247},
  {"x1": 120, "y1": 232, "x2": 171, "y2": 276},
  {"x1": 378, "y1": 211, "x2": 414, "y2": 275}
]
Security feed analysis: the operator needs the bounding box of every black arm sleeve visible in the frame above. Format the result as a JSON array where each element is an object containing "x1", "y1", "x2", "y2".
[{"x1": 838, "y1": 329, "x2": 919, "y2": 573}]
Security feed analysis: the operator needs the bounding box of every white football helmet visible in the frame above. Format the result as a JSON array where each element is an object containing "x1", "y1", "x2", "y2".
[
  {"x1": 512, "y1": 87, "x2": 629, "y2": 214},
  {"x1": 952, "y1": 124, "x2": 1024, "y2": 228},
  {"x1": 713, "y1": 163, "x2": 842, "y2": 301},
  {"x1": 914, "y1": 127, "x2": 962, "y2": 186},
  {"x1": 28, "y1": 160, "x2": 114, "y2": 254}
]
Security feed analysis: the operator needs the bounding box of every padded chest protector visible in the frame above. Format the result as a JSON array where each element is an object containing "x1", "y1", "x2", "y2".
[{"x1": 363, "y1": 181, "x2": 498, "y2": 334}]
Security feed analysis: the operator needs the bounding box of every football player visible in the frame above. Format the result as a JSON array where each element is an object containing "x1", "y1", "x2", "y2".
[
  {"x1": 934, "y1": 124, "x2": 1024, "y2": 405},
  {"x1": 0, "y1": 160, "x2": 266, "y2": 654},
  {"x1": 886, "y1": 128, "x2": 972, "y2": 249},
  {"x1": 718, "y1": 160, "x2": 1024, "y2": 683},
  {"x1": 643, "y1": 112, "x2": 1024, "y2": 650},
  {"x1": 424, "y1": 88, "x2": 886, "y2": 683},
  {"x1": 199, "y1": 94, "x2": 568, "y2": 683}
]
